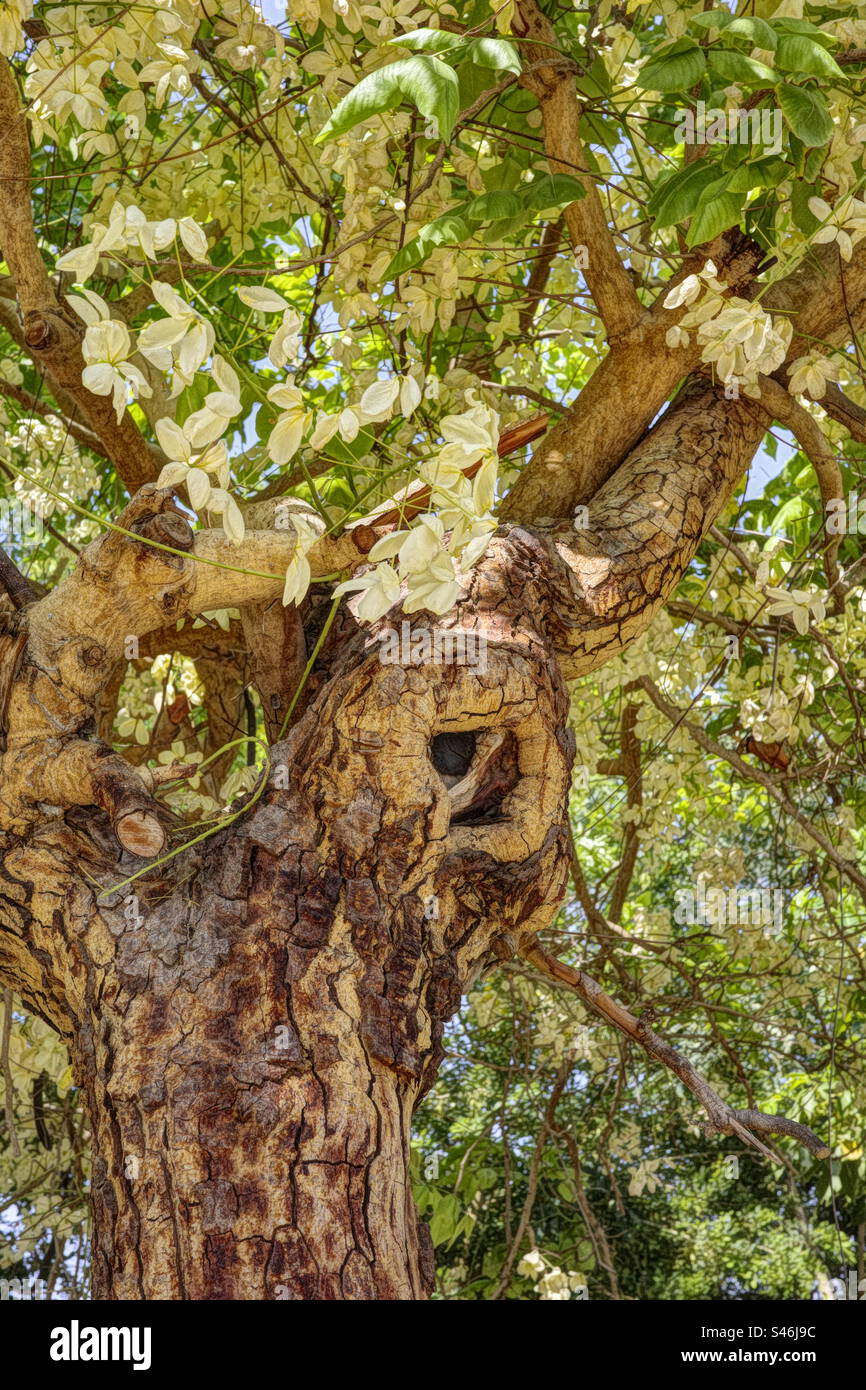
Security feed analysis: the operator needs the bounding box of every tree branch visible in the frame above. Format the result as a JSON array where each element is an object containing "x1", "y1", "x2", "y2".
[
  {"x1": 0, "y1": 58, "x2": 159, "y2": 492},
  {"x1": 513, "y1": 1, "x2": 642, "y2": 343},
  {"x1": 635, "y1": 674, "x2": 866, "y2": 905},
  {"x1": 518, "y1": 216, "x2": 564, "y2": 336},
  {"x1": 755, "y1": 374, "x2": 844, "y2": 594},
  {"x1": 822, "y1": 382, "x2": 866, "y2": 445},
  {"x1": 504, "y1": 192, "x2": 866, "y2": 528},
  {"x1": 500, "y1": 229, "x2": 765, "y2": 523},
  {"x1": 523, "y1": 942, "x2": 830, "y2": 1161},
  {"x1": 520, "y1": 378, "x2": 768, "y2": 677},
  {"x1": 0, "y1": 545, "x2": 40, "y2": 609}
]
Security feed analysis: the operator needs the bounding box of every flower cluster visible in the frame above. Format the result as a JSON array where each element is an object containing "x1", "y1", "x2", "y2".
[
  {"x1": 137, "y1": 282, "x2": 216, "y2": 393},
  {"x1": 154, "y1": 358, "x2": 244, "y2": 542},
  {"x1": 516, "y1": 1248, "x2": 586, "y2": 1301},
  {"x1": 73, "y1": 290, "x2": 152, "y2": 423},
  {"x1": 808, "y1": 195, "x2": 866, "y2": 263},
  {"x1": 763, "y1": 586, "x2": 826, "y2": 637},
  {"x1": 0, "y1": 0, "x2": 31, "y2": 58},
  {"x1": 333, "y1": 400, "x2": 500, "y2": 620},
  {"x1": 663, "y1": 261, "x2": 792, "y2": 393},
  {"x1": 787, "y1": 351, "x2": 842, "y2": 400},
  {"x1": 57, "y1": 203, "x2": 209, "y2": 285},
  {"x1": 237, "y1": 286, "x2": 303, "y2": 370},
  {"x1": 739, "y1": 681, "x2": 815, "y2": 744}
]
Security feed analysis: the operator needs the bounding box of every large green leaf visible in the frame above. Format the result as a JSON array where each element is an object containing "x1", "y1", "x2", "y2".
[
  {"x1": 385, "y1": 210, "x2": 472, "y2": 277},
  {"x1": 686, "y1": 188, "x2": 744, "y2": 246},
  {"x1": 387, "y1": 29, "x2": 520, "y2": 75},
  {"x1": 726, "y1": 156, "x2": 788, "y2": 194},
  {"x1": 649, "y1": 162, "x2": 725, "y2": 228},
  {"x1": 637, "y1": 39, "x2": 707, "y2": 93},
  {"x1": 725, "y1": 16, "x2": 778, "y2": 49},
  {"x1": 708, "y1": 49, "x2": 776, "y2": 85},
  {"x1": 790, "y1": 179, "x2": 823, "y2": 234},
  {"x1": 468, "y1": 37, "x2": 521, "y2": 76},
  {"x1": 521, "y1": 172, "x2": 586, "y2": 212},
  {"x1": 388, "y1": 28, "x2": 462, "y2": 55},
  {"x1": 775, "y1": 35, "x2": 845, "y2": 80},
  {"x1": 689, "y1": 9, "x2": 732, "y2": 29},
  {"x1": 689, "y1": 12, "x2": 777, "y2": 47},
  {"x1": 777, "y1": 83, "x2": 834, "y2": 147},
  {"x1": 315, "y1": 55, "x2": 460, "y2": 144},
  {"x1": 771, "y1": 17, "x2": 840, "y2": 48}
]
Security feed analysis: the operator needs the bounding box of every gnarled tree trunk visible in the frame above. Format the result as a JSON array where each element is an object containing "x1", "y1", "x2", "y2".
[
  {"x1": 0, "y1": 0, "x2": 862, "y2": 1300},
  {"x1": 0, "y1": 356, "x2": 853, "y2": 1296},
  {"x1": 0, "y1": 493, "x2": 575, "y2": 1298}
]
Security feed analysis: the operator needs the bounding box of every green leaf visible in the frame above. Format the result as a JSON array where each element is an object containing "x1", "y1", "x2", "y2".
[
  {"x1": 574, "y1": 53, "x2": 611, "y2": 100},
  {"x1": 456, "y1": 56, "x2": 502, "y2": 112},
  {"x1": 708, "y1": 49, "x2": 776, "y2": 85},
  {"x1": 790, "y1": 179, "x2": 823, "y2": 234},
  {"x1": 774, "y1": 496, "x2": 809, "y2": 528},
  {"x1": 689, "y1": 9, "x2": 733, "y2": 31},
  {"x1": 521, "y1": 172, "x2": 586, "y2": 211},
  {"x1": 771, "y1": 18, "x2": 839, "y2": 49},
  {"x1": 315, "y1": 55, "x2": 460, "y2": 144},
  {"x1": 686, "y1": 189, "x2": 744, "y2": 246},
  {"x1": 725, "y1": 16, "x2": 777, "y2": 50},
  {"x1": 775, "y1": 35, "x2": 845, "y2": 80},
  {"x1": 637, "y1": 39, "x2": 707, "y2": 93},
  {"x1": 467, "y1": 37, "x2": 521, "y2": 76},
  {"x1": 465, "y1": 190, "x2": 522, "y2": 221},
  {"x1": 428, "y1": 1194, "x2": 461, "y2": 1246},
  {"x1": 481, "y1": 157, "x2": 522, "y2": 192},
  {"x1": 385, "y1": 209, "x2": 471, "y2": 277},
  {"x1": 649, "y1": 162, "x2": 724, "y2": 228},
  {"x1": 726, "y1": 156, "x2": 788, "y2": 194},
  {"x1": 803, "y1": 144, "x2": 826, "y2": 181},
  {"x1": 388, "y1": 28, "x2": 462, "y2": 55},
  {"x1": 777, "y1": 83, "x2": 833, "y2": 147}
]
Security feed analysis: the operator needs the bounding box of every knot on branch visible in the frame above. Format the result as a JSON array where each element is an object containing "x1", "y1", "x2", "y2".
[{"x1": 22, "y1": 306, "x2": 82, "y2": 353}]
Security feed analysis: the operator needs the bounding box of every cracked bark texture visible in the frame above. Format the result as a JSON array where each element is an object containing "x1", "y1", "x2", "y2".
[
  {"x1": 3, "y1": 34, "x2": 863, "y2": 1281},
  {"x1": 0, "y1": 343, "x2": 812, "y2": 1300},
  {"x1": 0, "y1": 503, "x2": 575, "y2": 1299}
]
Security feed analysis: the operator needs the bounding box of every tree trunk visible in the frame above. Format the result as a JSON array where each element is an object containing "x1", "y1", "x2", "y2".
[
  {"x1": 81, "y1": 905, "x2": 434, "y2": 1299},
  {"x1": 0, "y1": 515, "x2": 573, "y2": 1298},
  {"x1": 0, "y1": 374, "x2": 795, "y2": 1298}
]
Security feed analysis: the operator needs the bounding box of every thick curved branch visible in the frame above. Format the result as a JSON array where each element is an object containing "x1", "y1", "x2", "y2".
[
  {"x1": 503, "y1": 200, "x2": 866, "y2": 528},
  {"x1": 524, "y1": 379, "x2": 767, "y2": 677},
  {"x1": 0, "y1": 546, "x2": 39, "y2": 610},
  {"x1": 822, "y1": 382, "x2": 866, "y2": 444},
  {"x1": 523, "y1": 942, "x2": 831, "y2": 1161},
  {"x1": 0, "y1": 485, "x2": 361, "y2": 856},
  {"x1": 500, "y1": 229, "x2": 765, "y2": 523}
]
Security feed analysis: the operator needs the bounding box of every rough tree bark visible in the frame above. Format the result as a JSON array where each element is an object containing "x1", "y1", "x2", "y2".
[
  {"x1": 0, "y1": 488, "x2": 578, "y2": 1299},
  {"x1": 1, "y1": 12, "x2": 863, "y2": 1298},
  {"x1": 0, "y1": 372, "x2": 833, "y2": 1298}
]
